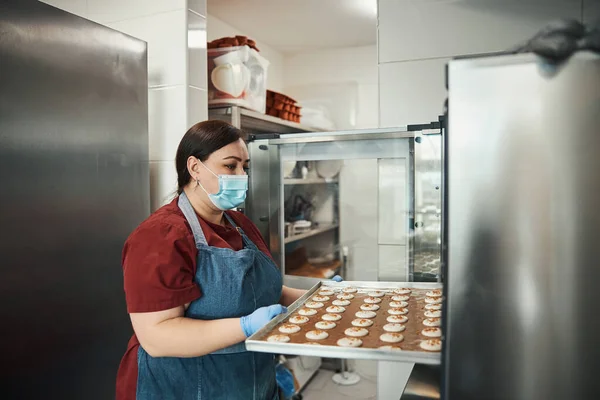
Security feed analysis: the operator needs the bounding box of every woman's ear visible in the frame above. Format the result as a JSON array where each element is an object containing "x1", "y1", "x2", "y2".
[{"x1": 187, "y1": 156, "x2": 200, "y2": 181}]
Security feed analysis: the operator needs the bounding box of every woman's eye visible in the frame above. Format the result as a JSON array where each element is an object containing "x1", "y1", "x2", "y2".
[{"x1": 225, "y1": 165, "x2": 236, "y2": 170}]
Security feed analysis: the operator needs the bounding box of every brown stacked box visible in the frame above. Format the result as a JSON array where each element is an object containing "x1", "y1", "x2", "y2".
[
  {"x1": 208, "y1": 35, "x2": 259, "y2": 51},
  {"x1": 257, "y1": 286, "x2": 443, "y2": 352},
  {"x1": 266, "y1": 90, "x2": 301, "y2": 123}
]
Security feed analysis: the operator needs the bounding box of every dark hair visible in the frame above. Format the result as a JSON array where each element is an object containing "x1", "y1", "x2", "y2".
[{"x1": 175, "y1": 120, "x2": 246, "y2": 194}]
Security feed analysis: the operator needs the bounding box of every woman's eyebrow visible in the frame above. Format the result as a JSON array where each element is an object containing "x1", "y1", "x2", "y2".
[{"x1": 222, "y1": 156, "x2": 250, "y2": 162}]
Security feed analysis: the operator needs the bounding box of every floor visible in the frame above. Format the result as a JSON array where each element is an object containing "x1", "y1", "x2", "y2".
[{"x1": 300, "y1": 370, "x2": 377, "y2": 400}]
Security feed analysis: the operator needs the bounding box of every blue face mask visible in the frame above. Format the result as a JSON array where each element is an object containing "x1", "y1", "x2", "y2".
[{"x1": 198, "y1": 161, "x2": 248, "y2": 210}]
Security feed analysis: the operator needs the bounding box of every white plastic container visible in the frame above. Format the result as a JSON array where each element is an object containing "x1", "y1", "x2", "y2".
[{"x1": 208, "y1": 45, "x2": 269, "y2": 113}]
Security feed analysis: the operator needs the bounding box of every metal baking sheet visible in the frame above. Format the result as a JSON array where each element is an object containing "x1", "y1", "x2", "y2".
[{"x1": 246, "y1": 281, "x2": 443, "y2": 364}]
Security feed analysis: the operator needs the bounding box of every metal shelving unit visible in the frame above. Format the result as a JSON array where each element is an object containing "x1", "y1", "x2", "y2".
[
  {"x1": 284, "y1": 223, "x2": 339, "y2": 245},
  {"x1": 208, "y1": 105, "x2": 318, "y2": 134},
  {"x1": 283, "y1": 178, "x2": 338, "y2": 185}
]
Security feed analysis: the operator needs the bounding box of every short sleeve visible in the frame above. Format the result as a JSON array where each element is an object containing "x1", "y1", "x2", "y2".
[{"x1": 122, "y1": 221, "x2": 201, "y2": 313}]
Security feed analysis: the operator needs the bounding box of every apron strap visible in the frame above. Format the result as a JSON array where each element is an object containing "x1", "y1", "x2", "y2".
[
  {"x1": 223, "y1": 212, "x2": 245, "y2": 235},
  {"x1": 179, "y1": 193, "x2": 258, "y2": 250},
  {"x1": 223, "y1": 213, "x2": 258, "y2": 250},
  {"x1": 177, "y1": 192, "x2": 208, "y2": 246}
]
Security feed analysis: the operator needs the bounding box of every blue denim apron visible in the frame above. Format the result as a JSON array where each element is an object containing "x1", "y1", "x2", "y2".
[{"x1": 136, "y1": 192, "x2": 283, "y2": 400}]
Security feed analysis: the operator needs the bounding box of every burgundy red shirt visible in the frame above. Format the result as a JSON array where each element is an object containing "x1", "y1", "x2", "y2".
[{"x1": 115, "y1": 197, "x2": 272, "y2": 400}]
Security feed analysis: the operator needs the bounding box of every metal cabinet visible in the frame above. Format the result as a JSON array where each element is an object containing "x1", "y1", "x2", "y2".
[{"x1": 245, "y1": 128, "x2": 443, "y2": 289}]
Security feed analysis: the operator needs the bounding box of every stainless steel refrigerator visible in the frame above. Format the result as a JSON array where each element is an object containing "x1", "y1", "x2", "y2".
[
  {"x1": 445, "y1": 52, "x2": 600, "y2": 399},
  {"x1": 0, "y1": 1, "x2": 149, "y2": 398}
]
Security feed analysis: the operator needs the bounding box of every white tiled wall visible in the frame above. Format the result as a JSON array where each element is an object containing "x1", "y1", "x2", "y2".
[
  {"x1": 182, "y1": 2, "x2": 209, "y2": 209},
  {"x1": 339, "y1": 156, "x2": 411, "y2": 283},
  {"x1": 378, "y1": 0, "x2": 582, "y2": 63},
  {"x1": 378, "y1": 158, "x2": 407, "y2": 245},
  {"x1": 339, "y1": 159, "x2": 379, "y2": 282},
  {"x1": 41, "y1": 0, "x2": 209, "y2": 212},
  {"x1": 378, "y1": 245, "x2": 407, "y2": 281},
  {"x1": 378, "y1": 0, "x2": 585, "y2": 128},
  {"x1": 87, "y1": 0, "x2": 185, "y2": 24},
  {"x1": 106, "y1": 10, "x2": 187, "y2": 87},
  {"x1": 377, "y1": 158, "x2": 409, "y2": 281},
  {"x1": 188, "y1": 86, "x2": 209, "y2": 129},
  {"x1": 148, "y1": 86, "x2": 187, "y2": 161},
  {"x1": 284, "y1": 46, "x2": 378, "y2": 129},
  {"x1": 188, "y1": 10, "x2": 208, "y2": 90},
  {"x1": 357, "y1": 83, "x2": 379, "y2": 129},
  {"x1": 150, "y1": 161, "x2": 178, "y2": 211},
  {"x1": 284, "y1": 46, "x2": 378, "y2": 87},
  {"x1": 187, "y1": 7, "x2": 209, "y2": 185},
  {"x1": 379, "y1": 58, "x2": 450, "y2": 128},
  {"x1": 101, "y1": 6, "x2": 189, "y2": 211},
  {"x1": 188, "y1": 0, "x2": 207, "y2": 17},
  {"x1": 40, "y1": 0, "x2": 87, "y2": 17}
]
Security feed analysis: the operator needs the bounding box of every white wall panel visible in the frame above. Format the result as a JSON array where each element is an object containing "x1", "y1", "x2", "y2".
[
  {"x1": 188, "y1": 11, "x2": 208, "y2": 89},
  {"x1": 88, "y1": 0, "x2": 185, "y2": 23},
  {"x1": 283, "y1": 46, "x2": 378, "y2": 130},
  {"x1": 379, "y1": 58, "x2": 449, "y2": 128},
  {"x1": 150, "y1": 161, "x2": 178, "y2": 212},
  {"x1": 189, "y1": 0, "x2": 207, "y2": 17},
  {"x1": 39, "y1": 0, "x2": 87, "y2": 18},
  {"x1": 107, "y1": 10, "x2": 186, "y2": 87},
  {"x1": 149, "y1": 86, "x2": 187, "y2": 161},
  {"x1": 379, "y1": 0, "x2": 582, "y2": 63},
  {"x1": 188, "y1": 87, "x2": 208, "y2": 129},
  {"x1": 378, "y1": 158, "x2": 407, "y2": 245},
  {"x1": 283, "y1": 46, "x2": 378, "y2": 86},
  {"x1": 340, "y1": 159, "x2": 379, "y2": 279},
  {"x1": 378, "y1": 245, "x2": 407, "y2": 281},
  {"x1": 356, "y1": 83, "x2": 379, "y2": 129}
]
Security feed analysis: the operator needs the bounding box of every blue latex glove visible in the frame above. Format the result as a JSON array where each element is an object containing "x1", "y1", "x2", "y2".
[
  {"x1": 240, "y1": 304, "x2": 287, "y2": 337},
  {"x1": 332, "y1": 275, "x2": 343, "y2": 282}
]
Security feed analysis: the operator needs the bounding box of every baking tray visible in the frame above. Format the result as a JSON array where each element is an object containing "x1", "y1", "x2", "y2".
[{"x1": 246, "y1": 281, "x2": 443, "y2": 364}]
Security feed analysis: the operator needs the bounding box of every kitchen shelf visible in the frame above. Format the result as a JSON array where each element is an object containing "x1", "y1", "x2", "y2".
[
  {"x1": 284, "y1": 178, "x2": 338, "y2": 185},
  {"x1": 208, "y1": 105, "x2": 318, "y2": 134},
  {"x1": 284, "y1": 223, "x2": 339, "y2": 244},
  {"x1": 417, "y1": 209, "x2": 441, "y2": 215},
  {"x1": 286, "y1": 260, "x2": 342, "y2": 279}
]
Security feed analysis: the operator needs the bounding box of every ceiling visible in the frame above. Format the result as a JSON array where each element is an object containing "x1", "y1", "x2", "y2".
[{"x1": 207, "y1": 0, "x2": 378, "y2": 54}]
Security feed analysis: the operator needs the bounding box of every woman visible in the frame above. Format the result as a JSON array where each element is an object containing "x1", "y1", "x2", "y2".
[{"x1": 115, "y1": 120, "x2": 311, "y2": 400}]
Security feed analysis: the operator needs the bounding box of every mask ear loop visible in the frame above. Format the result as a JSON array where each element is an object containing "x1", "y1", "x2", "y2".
[
  {"x1": 195, "y1": 175, "x2": 212, "y2": 196},
  {"x1": 199, "y1": 158, "x2": 219, "y2": 178},
  {"x1": 195, "y1": 158, "x2": 220, "y2": 196}
]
